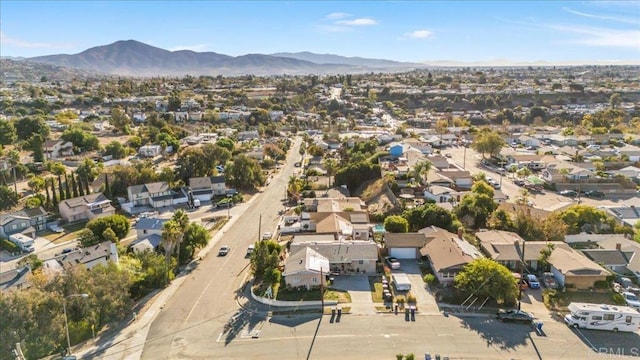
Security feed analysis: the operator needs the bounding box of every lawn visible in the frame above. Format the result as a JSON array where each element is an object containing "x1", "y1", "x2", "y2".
[
  {"x1": 275, "y1": 286, "x2": 352, "y2": 303},
  {"x1": 544, "y1": 289, "x2": 625, "y2": 311},
  {"x1": 42, "y1": 222, "x2": 86, "y2": 244},
  {"x1": 369, "y1": 276, "x2": 385, "y2": 303}
]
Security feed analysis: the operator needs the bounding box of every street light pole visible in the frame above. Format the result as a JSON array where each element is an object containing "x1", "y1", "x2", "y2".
[{"x1": 63, "y1": 293, "x2": 88, "y2": 356}]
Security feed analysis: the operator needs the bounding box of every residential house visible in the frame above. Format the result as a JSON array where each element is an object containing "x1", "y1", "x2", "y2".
[
  {"x1": 129, "y1": 217, "x2": 168, "y2": 253},
  {"x1": 618, "y1": 145, "x2": 640, "y2": 162},
  {"x1": 606, "y1": 206, "x2": 640, "y2": 227},
  {"x1": 433, "y1": 170, "x2": 473, "y2": 190},
  {"x1": 0, "y1": 207, "x2": 48, "y2": 239},
  {"x1": 389, "y1": 142, "x2": 407, "y2": 158},
  {"x1": 53, "y1": 241, "x2": 120, "y2": 270},
  {"x1": 426, "y1": 155, "x2": 450, "y2": 170},
  {"x1": 477, "y1": 230, "x2": 569, "y2": 271},
  {"x1": 283, "y1": 247, "x2": 330, "y2": 290},
  {"x1": 289, "y1": 234, "x2": 378, "y2": 274},
  {"x1": 548, "y1": 248, "x2": 610, "y2": 290},
  {"x1": 238, "y1": 130, "x2": 260, "y2": 141},
  {"x1": 581, "y1": 247, "x2": 632, "y2": 274},
  {"x1": 516, "y1": 135, "x2": 541, "y2": 148},
  {"x1": 127, "y1": 182, "x2": 174, "y2": 209},
  {"x1": 58, "y1": 192, "x2": 115, "y2": 223},
  {"x1": 506, "y1": 154, "x2": 547, "y2": 171},
  {"x1": 44, "y1": 139, "x2": 74, "y2": 159},
  {"x1": 0, "y1": 266, "x2": 31, "y2": 292},
  {"x1": 189, "y1": 176, "x2": 227, "y2": 201},
  {"x1": 384, "y1": 232, "x2": 429, "y2": 259},
  {"x1": 138, "y1": 145, "x2": 162, "y2": 158},
  {"x1": 423, "y1": 185, "x2": 459, "y2": 204},
  {"x1": 542, "y1": 161, "x2": 594, "y2": 183},
  {"x1": 420, "y1": 226, "x2": 483, "y2": 285},
  {"x1": 611, "y1": 166, "x2": 640, "y2": 183}
]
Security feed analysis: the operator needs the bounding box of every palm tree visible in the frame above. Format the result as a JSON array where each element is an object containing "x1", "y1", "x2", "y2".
[
  {"x1": 413, "y1": 160, "x2": 433, "y2": 186},
  {"x1": 161, "y1": 220, "x2": 181, "y2": 285},
  {"x1": 287, "y1": 175, "x2": 301, "y2": 201},
  {"x1": 172, "y1": 209, "x2": 190, "y2": 265}
]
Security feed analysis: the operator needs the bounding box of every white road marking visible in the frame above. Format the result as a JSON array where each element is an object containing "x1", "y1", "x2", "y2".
[{"x1": 183, "y1": 252, "x2": 235, "y2": 326}]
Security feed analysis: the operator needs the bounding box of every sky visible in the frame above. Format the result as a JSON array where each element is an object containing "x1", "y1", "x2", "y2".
[{"x1": 1, "y1": 1, "x2": 639, "y2": 64}]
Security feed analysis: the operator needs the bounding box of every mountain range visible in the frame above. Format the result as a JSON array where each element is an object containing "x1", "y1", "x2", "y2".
[{"x1": 26, "y1": 40, "x2": 425, "y2": 77}]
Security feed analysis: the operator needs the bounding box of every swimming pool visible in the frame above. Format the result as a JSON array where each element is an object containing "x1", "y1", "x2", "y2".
[{"x1": 373, "y1": 224, "x2": 385, "y2": 233}]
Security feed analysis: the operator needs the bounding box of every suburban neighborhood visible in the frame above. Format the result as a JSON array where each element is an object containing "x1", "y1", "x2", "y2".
[{"x1": 1, "y1": 54, "x2": 640, "y2": 360}]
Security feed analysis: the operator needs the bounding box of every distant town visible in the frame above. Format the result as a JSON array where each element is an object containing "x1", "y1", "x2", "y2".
[{"x1": 1, "y1": 61, "x2": 639, "y2": 360}]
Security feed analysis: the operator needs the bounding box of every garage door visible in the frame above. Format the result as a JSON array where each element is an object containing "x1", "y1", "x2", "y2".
[{"x1": 389, "y1": 248, "x2": 416, "y2": 259}]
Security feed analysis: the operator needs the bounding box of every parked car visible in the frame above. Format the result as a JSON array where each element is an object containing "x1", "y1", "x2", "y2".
[
  {"x1": 385, "y1": 256, "x2": 401, "y2": 270},
  {"x1": 525, "y1": 274, "x2": 541, "y2": 289},
  {"x1": 584, "y1": 190, "x2": 605, "y2": 198},
  {"x1": 542, "y1": 272, "x2": 557, "y2": 289},
  {"x1": 622, "y1": 292, "x2": 640, "y2": 308},
  {"x1": 617, "y1": 277, "x2": 640, "y2": 294},
  {"x1": 513, "y1": 179, "x2": 525, "y2": 187},
  {"x1": 246, "y1": 244, "x2": 255, "y2": 257},
  {"x1": 218, "y1": 245, "x2": 230, "y2": 256},
  {"x1": 496, "y1": 309, "x2": 534, "y2": 323},
  {"x1": 262, "y1": 232, "x2": 273, "y2": 240},
  {"x1": 559, "y1": 190, "x2": 578, "y2": 197}
]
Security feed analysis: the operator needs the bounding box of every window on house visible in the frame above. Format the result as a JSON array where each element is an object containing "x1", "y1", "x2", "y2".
[
  {"x1": 143, "y1": 230, "x2": 148, "y2": 234},
  {"x1": 11, "y1": 225, "x2": 16, "y2": 230},
  {"x1": 603, "y1": 314, "x2": 614, "y2": 321},
  {"x1": 21, "y1": 223, "x2": 26, "y2": 228},
  {"x1": 312, "y1": 277, "x2": 318, "y2": 283},
  {"x1": 359, "y1": 260, "x2": 364, "y2": 264}
]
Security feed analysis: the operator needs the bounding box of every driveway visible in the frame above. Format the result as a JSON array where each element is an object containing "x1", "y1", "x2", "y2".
[
  {"x1": 396, "y1": 260, "x2": 439, "y2": 313},
  {"x1": 331, "y1": 275, "x2": 375, "y2": 314}
]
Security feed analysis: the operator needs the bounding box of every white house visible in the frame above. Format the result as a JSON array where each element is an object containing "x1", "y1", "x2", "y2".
[
  {"x1": 127, "y1": 182, "x2": 174, "y2": 209},
  {"x1": 189, "y1": 176, "x2": 227, "y2": 201},
  {"x1": 139, "y1": 145, "x2": 162, "y2": 158},
  {"x1": 44, "y1": 140, "x2": 74, "y2": 159},
  {"x1": 424, "y1": 185, "x2": 458, "y2": 203}
]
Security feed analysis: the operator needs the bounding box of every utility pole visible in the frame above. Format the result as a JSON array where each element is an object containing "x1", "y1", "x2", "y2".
[
  {"x1": 258, "y1": 214, "x2": 262, "y2": 242},
  {"x1": 517, "y1": 240, "x2": 526, "y2": 311},
  {"x1": 463, "y1": 144, "x2": 467, "y2": 170},
  {"x1": 320, "y1": 267, "x2": 324, "y2": 310}
]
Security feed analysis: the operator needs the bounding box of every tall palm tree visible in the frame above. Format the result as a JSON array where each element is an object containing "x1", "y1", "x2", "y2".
[
  {"x1": 172, "y1": 209, "x2": 190, "y2": 265},
  {"x1": 161, "y1": 220, "x2": 181, "y2": 285},
  {"x1": 287, "y1": 175, "x2": 301, "y2": 200},
  {"x1": 413, "y1": 160, "x2": 433, "y2": 186}
]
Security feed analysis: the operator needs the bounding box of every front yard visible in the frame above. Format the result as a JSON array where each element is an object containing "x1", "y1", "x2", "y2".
[
  {"x1": 369, "y1": 276, "x2": 385, "y2": 303},
  {"x1": 543, "y1": 289, "x2": 625, "y2": 311},
  {"x1": 254, "y1": 280, "x2": 351, "y2": 303},
  {"x1": 41, "y1": 222, "x2": 86, "y2": 243}
]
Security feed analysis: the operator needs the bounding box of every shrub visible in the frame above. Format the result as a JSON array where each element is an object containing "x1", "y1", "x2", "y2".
[
  {"x1": 594, "y1": 280, "x2": 609, "y2": 289},
  {"x1": 612, "y1": 292, "x2": 626, "y2": 305},
  {"x1": 423, "y1": 274, "x2": 437, "y2": 285},
  {"x1": 0, "y1": 238, "x2": 20, "y2": 253},
  {"x1": 406, "y1": 293, "x2": 417, "y2": 304}
]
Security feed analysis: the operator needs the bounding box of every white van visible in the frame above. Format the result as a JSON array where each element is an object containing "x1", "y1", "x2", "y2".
[
  {"x1": 392, "y1": 273, "x2": 412, "y2": 292},
  {"x1": 246, "y1": 244, "x2": 255, "y2": 257}
]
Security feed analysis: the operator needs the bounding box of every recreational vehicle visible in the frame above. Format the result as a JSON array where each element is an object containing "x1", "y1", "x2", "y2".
[
  {"x1": 392, "y1": 273, "x2": 412, "y2": 292},
  {"x1": 564, "y1": 302, "x2": 640, "y2": 333}
]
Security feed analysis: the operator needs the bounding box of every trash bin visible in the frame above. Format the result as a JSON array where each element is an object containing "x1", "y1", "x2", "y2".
[
  {"x1": 424, "y1": 354, "x2": 431, "y2": 360},
  {"x1": 337, "y1": 307, "x2": 342, "y2": 316},
  {"x1": 331, "y1": 308, "x2": 336, "y2": 316}
]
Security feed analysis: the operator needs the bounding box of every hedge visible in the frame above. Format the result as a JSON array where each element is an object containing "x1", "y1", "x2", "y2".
[{"x1": 0, "y1": 238, "x2": 20, "y2": 253}]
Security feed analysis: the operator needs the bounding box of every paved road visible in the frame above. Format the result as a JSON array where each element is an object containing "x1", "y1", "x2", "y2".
[{"x1": 139, "y1": 137, "x2": 302, "y2": 360}]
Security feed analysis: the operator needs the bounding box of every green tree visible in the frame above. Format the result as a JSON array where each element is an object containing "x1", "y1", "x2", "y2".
[
  {"x1": 610, "y1": 93, "x2": 621, "y2": 110},
  {"x1": 50, "y1": 177, "x2": 58, "y2": 206},
  {"x1": 61, "y1": 127, "x2": 100, "y2": 152},
  {"x1": 109, "y1": 107, "x2": 132, "y2": 133},
  {"x1": 86, "y1": 214, "x2": 130, "y2": 241},
  {"x1": 161, "y1": 220, "x2": 181, "y2": 283},
  {"x1": 226, "y1": 154, "x2": 265, "y2": 190},
  {"x1": 402, "y1": 203, "x2": 456, "y2": 232},
  {"x1": 70, "y1": 172, "x2": 79, "y2": 198},
  {"x1": 537, "y1": 243, "x2": 555, "y2": 272},
  {"x1": 557, "y1": 204, "x2": 614, "y2": 234},
  {"x1": 30, "y1": 134, "x2": 45, "y2": 163},
  {"x1": 384, "y1": 215, "x2": 409, "y2": 233},
  {"x1": 104, "y1": 141, "x2": 128, "y2": 159},
  {"x1": 171, "y1": 209, "x2": 190, "y2": 265},
  {"x1": 472, "y1": 129, "x2": 505, "y2": 158},
  {"x1": 216, "y1": 137, "x2": 235, "y2": 152},
  {"x1": 27, "y1": 175, "x2": 45, "y2": 193},
  {"x1": 454, "y1": 258, "x2": 517, "y2": 305},
  {"x1": 0, "y1": 119, "x2": 17, "y2": 145},
  {"x1": 15, "y1": 116, "x2": 50, "y2": 141},
  {"x1": 0, "y1": 185, "x2": 19, "y2": 210},
  {"x1": 180, "y1": 222, "x2": 211, "y2": 263},
  {"x1": 412, "y1": 160, "x2": 432, "y2": 185}
]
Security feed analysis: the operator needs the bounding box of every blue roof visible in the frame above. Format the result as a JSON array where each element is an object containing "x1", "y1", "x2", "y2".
[{"x1": 135, "y1": 217, "x2": 168, "y2": 230}]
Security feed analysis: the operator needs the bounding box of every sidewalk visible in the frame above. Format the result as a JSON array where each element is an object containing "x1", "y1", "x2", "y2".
[{"x1": 74, "y1": 197, "x2": 258, "y2": 360}]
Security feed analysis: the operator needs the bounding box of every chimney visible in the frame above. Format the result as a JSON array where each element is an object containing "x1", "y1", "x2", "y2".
[{"x1": 616, "y1": 243, "x2": 621, "y2": 251}]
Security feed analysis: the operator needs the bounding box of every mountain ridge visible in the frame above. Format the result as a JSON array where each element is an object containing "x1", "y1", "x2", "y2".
[{"x1": 27, "y1": 40, "x2": 424, "y2": 76}]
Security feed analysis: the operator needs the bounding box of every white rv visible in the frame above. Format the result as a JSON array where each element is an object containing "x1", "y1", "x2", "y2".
[
  {"x1": 564, "y1": 302, "x2": 640, "y2": 333},
  {"x1": 9, "y1": 233, "x2": 35, "y2": 253},
  {"x1": 392, "y1": 273, "x2": 412, "y2": 292}
]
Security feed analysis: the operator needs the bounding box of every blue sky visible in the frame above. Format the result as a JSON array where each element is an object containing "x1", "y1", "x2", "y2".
[{"x1": 1, "y1": 1, "x2": 639, "y2": 64}]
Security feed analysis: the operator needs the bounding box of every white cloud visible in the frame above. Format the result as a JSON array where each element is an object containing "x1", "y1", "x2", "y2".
[
  {"x1": 326, "y1": 12, "x2": 350, "y2": 20},
  {"x1": 168, "y1": 43, "x2": 211, "y2": 52},
  {"x1": 0, "y1": 31, "x2": 71, "y2": 49},
  {"x1": 547, "y1": 24, "x2": 640, "y2": 49},
  {"x1": 335, "y1": 18, "x2": 377, "y2": 26},
  {"x1": 403, "y1": 30, "x2": 433, "y2": 39},
  {"x1": 562, "y1": 7, "x2": 638, "y2": 24}
]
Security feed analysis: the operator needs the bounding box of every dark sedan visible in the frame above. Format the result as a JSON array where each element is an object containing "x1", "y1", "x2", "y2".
[
  {"x1": 496, "y1": 309, "x2": 534, "y2": 323},
  {"x1": 584, "y1": 190, "x2": 605, "y2": 198}
]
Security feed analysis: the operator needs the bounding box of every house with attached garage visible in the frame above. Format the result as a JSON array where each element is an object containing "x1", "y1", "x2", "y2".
[
  {"x1": 189, "y1": 176, "x2": 228, "y2": 201},
  {"x1": 0, "y1": 207, "x2": 48, "y2": 239},
  {"x1": 51, "y1": 241, "x2": 119, "y2": 271},
  {"x1": 283, "y1": 247, "x2": 330, "y2": 290},
  {"x1": 423, "y1": 185, "x2": 459, "y2": 204},
  {"x1": 58, "y1": 192, "x2": 115, "y2": 223},
  {"x1": 289, "y1": 234, "x2": 378, "y2": 275},
  {"x1": 127, "y1": 182, "x2": 174, "y2": 209},
  {"x1": 432, "y1": 170, "x2": 473, "y2": 190},
  {"x1": 44, "y1": 139, "x2": 74, "y2": 159},
  {"x1": 384, "y1": 232, "x2": 429, "y2": 259},
  {"x1": 419, "y1": 226, "x2": 483, "y2": 286}
]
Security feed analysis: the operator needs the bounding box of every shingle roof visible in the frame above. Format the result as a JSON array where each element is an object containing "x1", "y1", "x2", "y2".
[
  {"x1": 421, "y1": 230, "x2": 482, "y2": 272},
  {"x1": 385, "y1": 233, "x2": 429, "y2": 248},
  {"x1": 135, "y1": 217, "x2": 168, "y2": 231},
  {"x1": 290, "y1": 241, "x2": 378, "y2": 262},
  {"x1": 283, "y1": 247, "x2": 329, "y2": 276},
  {"x1": 549, "y1": 247, "x2": 609, "y2": 276},
  {"x1": 581, "y1": 249, "x2": 631, "y2": 266}
]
